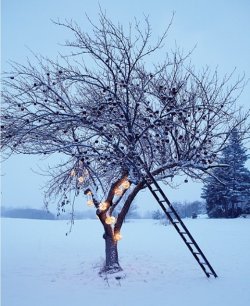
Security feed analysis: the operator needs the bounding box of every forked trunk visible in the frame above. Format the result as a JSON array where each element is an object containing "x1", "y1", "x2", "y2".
[{"x1": 98, "y1": 181, "x2": 143, "y2": 274}]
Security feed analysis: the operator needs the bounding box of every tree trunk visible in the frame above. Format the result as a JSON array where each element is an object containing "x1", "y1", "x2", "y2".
[
  {"x1": 97, "y1": 181, "x2": 144, "y2": 274},
  {"x1": 102, "y1": 234, "x2": 122, "y2": 274}
]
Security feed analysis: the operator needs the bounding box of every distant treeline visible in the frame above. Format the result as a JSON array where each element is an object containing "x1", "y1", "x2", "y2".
[
  {"x1": 1, "y1": 207, "x2": 139, "y2": 220},
  {"x1": 1, "y1": 201, "x2": 206, "y2": 220},
  {"x1": 1, "y1": 207, "x2": 55, "y2": 220},
  {"x1": 152, "y1": 201, "x2": 206, "y2": 220},
  {"x1": 0, "y1": 207, "x2": 142, "y2": 220},
  {"x1": 0, "y1": 207, "x2": 98, "y2": 220}
]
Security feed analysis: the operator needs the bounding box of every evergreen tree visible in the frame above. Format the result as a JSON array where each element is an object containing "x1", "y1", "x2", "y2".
[{"x1": 202, "y1": 129, "x2": 250, "y2": 218}]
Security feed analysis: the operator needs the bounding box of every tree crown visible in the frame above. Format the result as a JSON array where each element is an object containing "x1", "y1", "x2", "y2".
[{"x1": 1, "y1": 13, "x2": 249, "y2": 212}]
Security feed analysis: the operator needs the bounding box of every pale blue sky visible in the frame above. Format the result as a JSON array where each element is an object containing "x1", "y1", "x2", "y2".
[{"x1": 1, "y1": 0, "x2": 250, "y2": 212}]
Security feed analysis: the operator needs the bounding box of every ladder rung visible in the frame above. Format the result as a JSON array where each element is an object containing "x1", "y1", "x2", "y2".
[
  {"x1": 200, "y1": 262, "x2": 208, "y2": 265},
  {"x1": 180, "y1": 232, "x2": 188, "y2": 234},
  {"x1": 187, "y1": 242, "x2": 194, "y2": 245}
]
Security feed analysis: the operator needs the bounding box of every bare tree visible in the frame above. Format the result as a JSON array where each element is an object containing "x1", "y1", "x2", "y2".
[{"x1": 1, "y1": 12, "x2": 248, "y2": 273}]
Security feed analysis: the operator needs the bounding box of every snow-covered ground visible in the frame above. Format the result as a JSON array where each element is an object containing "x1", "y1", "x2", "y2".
[{"x1": 1, "y1": 217, "x2": 250, "y2": 306}]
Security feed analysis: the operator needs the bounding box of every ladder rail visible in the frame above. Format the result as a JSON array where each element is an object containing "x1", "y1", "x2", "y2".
[{"x1": 143, "y1": 171, "x2": 218, "y2": 278}]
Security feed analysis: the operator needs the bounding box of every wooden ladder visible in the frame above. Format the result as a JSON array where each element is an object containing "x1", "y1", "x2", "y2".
[{"x1": 143, "y1": 170, "x2": 218, "y2": 278}]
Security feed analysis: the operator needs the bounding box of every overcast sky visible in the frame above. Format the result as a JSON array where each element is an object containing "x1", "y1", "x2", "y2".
[{"x1": 1, "y1": 0, "x2": 250, "y2": 212}]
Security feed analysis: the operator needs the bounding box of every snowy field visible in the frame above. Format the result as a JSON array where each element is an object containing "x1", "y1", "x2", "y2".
[{"x1": 1, "y1": 217, "x2": 250, "y2": 306}]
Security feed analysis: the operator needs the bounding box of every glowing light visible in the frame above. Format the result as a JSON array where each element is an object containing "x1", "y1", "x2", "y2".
[
  {"x1": 114, "y1": 232, "x2": 122, "y2": 241},
  {"x1": 105, "y1": 216, "x2": 116, "y2": 225},
  {"x1": 114, "y1": 188, "x2": 123, "y2": 196},
  {"x1": 121, "y1": 180, "x2": 130, "y2": 189},
  {"x1": 99, "y1": 201, "x2": 108, "y2": 211},
  {"x1": 78, "y1": 176, "x2": 84, "y2": 183},
  {"x1": 87, "y1": 199, "x2": 94, "y2": 207},
  {"x1": 86, "y1": 190, "x2": 92, "y2": 196},
  {"x1": 70, "y1": 169, "x2": 76, "y2": 176}
]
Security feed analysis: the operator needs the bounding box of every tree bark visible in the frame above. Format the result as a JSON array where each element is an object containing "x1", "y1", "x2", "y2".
[{"x1": 102, "y1": 234, "x2": 122, "y2": 273}]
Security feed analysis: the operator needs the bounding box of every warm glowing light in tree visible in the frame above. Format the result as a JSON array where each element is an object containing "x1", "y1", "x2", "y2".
[
  {"x1": 86, "y1": 190, "x2": 92, "y2": 196},
  {"x1": 114, "y1": 188, "x2": 123, "y2": 196},
  {"x1": 70, "y1": 169, "x2": 76, "y2": 176},
  {"x1": 78, "y1": 176, "x2": 84, "y2": 183},
  {"x1": 105, "y1": 216, "x2": 116, "y2": 225},
  {"x1": 99, "y1": 201, "x2": 108, "y2": 211},
  {"x1": 87, "y1": 199, "x2": 94, "y2": 207},
  {"x1": 114, "y1": 232, "x2": 122, "y2": 241},
  {"x1": 121, "y1": 180, "x2": 130, "y2": 189}
]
